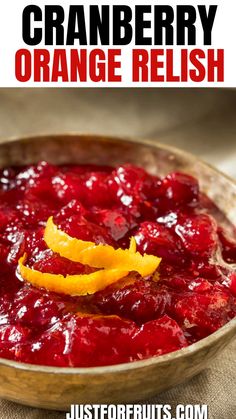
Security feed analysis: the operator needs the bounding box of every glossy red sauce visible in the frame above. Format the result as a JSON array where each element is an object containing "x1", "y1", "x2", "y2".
[{"x1": 0, "y1": 162, "x2": 236, "y2": 367}]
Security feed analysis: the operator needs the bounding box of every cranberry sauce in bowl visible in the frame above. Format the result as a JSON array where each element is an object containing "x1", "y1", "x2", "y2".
[{"x1": 0, "y1": 161, "x2": 236, "y2": 368}]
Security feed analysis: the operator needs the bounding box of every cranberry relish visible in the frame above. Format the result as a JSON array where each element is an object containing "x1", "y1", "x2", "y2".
[{"x1": 0, "y1": 161, "x2": 236, "y2": 367}]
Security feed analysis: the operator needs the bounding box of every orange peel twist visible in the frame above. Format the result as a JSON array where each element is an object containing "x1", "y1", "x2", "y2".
[
  {"x1": 18, "y1": 254, "x2": 128, "y2": 296},
  {"x1": 44, "y1": 217, "x2": 161, "y2": 277},
  {"x1": 18, "y1": 217, "x2": 161, "y2": 296}
]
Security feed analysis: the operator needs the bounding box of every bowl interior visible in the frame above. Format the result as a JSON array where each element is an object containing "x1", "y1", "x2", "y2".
[{"x1": 0, "y1": 134, "x2": 236, "y2": 409}]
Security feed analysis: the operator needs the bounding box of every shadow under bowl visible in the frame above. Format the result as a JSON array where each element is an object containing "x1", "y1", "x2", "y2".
[{"x1": 0, "y1": 134, "x2": 236, "y2": 411}]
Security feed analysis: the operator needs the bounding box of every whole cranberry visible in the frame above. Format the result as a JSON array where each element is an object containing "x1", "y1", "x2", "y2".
[
  {"x1": 16, "y1": 199, "x2": 55, "y2": 227},
  {"x1": 108, "y1": 164, "x2": 159, "y2": 216},
  {"x1": 175, "y1": 214, "x2": 218, "y2": 258},
  {"x1": 89, "y1": 209, "x2": 136, "y2": 241},
  {"x1": 134, "y1": 221, "x2": 183, "y2": 263},
  {"x1": 52, "y1": 173, "x2": 86, "y2": 203},
  {"x1": 160, "y1": 172, "x2": 199, "y2": 207},
  {"x1": 10, "y1": 287, "x2": 62, "y2": 329},
  {"x1": 52, "y1": 172, "x2": 112, "y2": 208},
  {"x1": 82, "y1": 172, "x2": 114, "y2": 207},
  {"x1": 32, "y1": 250, "x2": 93, "y2": 276},
  {"x1": 132, "y1": 315, "x2": 188, "y2": 358},
  {"x1": 54, "y1": 199, "x2": 87, "y2": 223},
  {"x1": 172, "y1": 286, "x2": 236, "y2": 339},
  {"x1": 0, "y1": 324, "x2": 31, "y2": 361},
  {"x1": 16, "y1": 161, "x2": 57, "y2": 190},
  {"x1": 56, "y1": 213, "x2": 114, "y2": 246},
  {"x1": 92, "y1": 279, "x2": 172, "y2": 324}
]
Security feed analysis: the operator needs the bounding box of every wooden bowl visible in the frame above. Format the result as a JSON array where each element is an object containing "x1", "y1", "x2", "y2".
[{"x1": 0, "y1": 134, "x2": 236, "y2": 411}]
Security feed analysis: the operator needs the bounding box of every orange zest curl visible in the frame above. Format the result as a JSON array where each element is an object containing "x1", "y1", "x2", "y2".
[
  {"x1": 44, "y1": 217, "x2": 161, "y2": 277},
  {"x1": 18, "y1": 254, "x2": 128, "y2": 296},
  {"x1": 18, "y1": 217, "x2": 161, "y2": 296}
]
